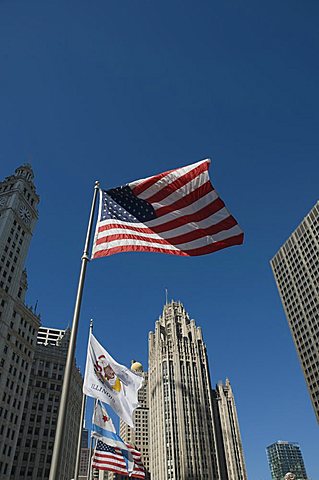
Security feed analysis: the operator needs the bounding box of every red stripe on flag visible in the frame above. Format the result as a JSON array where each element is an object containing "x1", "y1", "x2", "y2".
[
  {"x1": 145, "y1": 161, "x2": 209, "y2": 203},
  {"x1": 132, "y1": 168, "x2": 175, "y2": 196},
  {"x1": 155, "y1": 180, "x2": 213, "y2": 218},
  {"x1": 92, "y1": 465, "x2": 128, "y2": 474},
  {"x1": 92, "y1": 244, "x2": 185, "y2": 258},
  {"x1": 98, "y1": 223, "x2": 153, "y2": 235},
  {"x1": 159, "y1": 216, "x2": 238, "y2": 245},
  {"x1": 185, "y1": 233, "x2": 244, "y2": 256},
  {"x1": 96, "y1": 233, "x2": 171, "y2": 247},
  {"x1": 93, "y1": 457, "x2": 126, "y2": 468},
  {"x1": 151, "y1": 197, "x2": 225, "y2": 234},
  {"x1": 92, "y1": 233, "x2": 244, "y2": 258},
  {"x1": 96, "y1": 216, "x2": 237, "y2": 248}
]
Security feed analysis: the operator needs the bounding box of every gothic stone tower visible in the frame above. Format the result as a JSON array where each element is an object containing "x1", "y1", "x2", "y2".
[
  {"x1": 212, "y1": 379, "x2": 248, "y2": 480},
  {"x1": 148, "y1": 301, "x2": 221, "y2": 480},
  {"x1": 0, "y1": 165, "x2": 40, "y2": 477}
]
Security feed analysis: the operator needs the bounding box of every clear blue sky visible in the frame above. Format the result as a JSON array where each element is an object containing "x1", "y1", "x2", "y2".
[{"x1": 1, "y1": 0, "x2": 318, "y2": 478}]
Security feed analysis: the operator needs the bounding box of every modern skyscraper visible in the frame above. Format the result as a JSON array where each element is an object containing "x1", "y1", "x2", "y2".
[
  {"x1": 79, "y1": 425, "x2": 90, "y2": 479},
  {"x1": 81, "y1": 424, "x2": 89, "y2": 449},
  {"x1": 0, "y1": 165, "x2": 40, "y2": 477},
  {"x1": 13, "y1": 327, "x2": 83, "y2": 480},
  {"x1": 266, "y1": 441, "x2": 308, "y2": 480},
  {"x1": 212, "y1": 379, "x2": 247, "y2": 480},
  {"x1": 148, "y1": 300, "x2": 247, "y2": 480},
  {"x1": 270, "y1": 201, "x2": 319, "y2": 422},
  {"x1": 119, "y1": 368, "x2": 150, "y2": 478}
]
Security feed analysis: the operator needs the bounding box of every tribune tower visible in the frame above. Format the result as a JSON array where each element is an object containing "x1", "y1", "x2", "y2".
[
  {"x1": 148, "y1": 301, "x2": 221, "y2": 479},
  {"x1": 148, "y1": 301, "x2": 247, "y2": 480}
]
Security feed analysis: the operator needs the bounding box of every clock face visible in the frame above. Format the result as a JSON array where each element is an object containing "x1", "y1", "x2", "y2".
[{"x1": 19, "y1": 205, "x2": 31, "y2": 224}]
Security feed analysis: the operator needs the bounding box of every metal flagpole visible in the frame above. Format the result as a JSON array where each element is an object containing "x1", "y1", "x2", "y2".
[
  {"x1": 87, "y1": 425, "x2": 95, "y2": 480},
  {"x1": 87, "y1": 398, "x2": 98, "y2": 480},
  {"x1": 73, "y1": 319, "x2": 94, "y2": 480},
  {"x1": 49, "y1": 182, "x2": 100, "y2": 480},
  {"x1": 73, "y1": 393, "x2": 87, "y2": 480}
]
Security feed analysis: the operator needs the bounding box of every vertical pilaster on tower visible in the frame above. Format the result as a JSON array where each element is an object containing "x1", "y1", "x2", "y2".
[
  {"x1": 149, "y1": 301, "x2": 221, "y2": 480},
  {"x1": 212, "y1": 379, "x2": 248, "y2": 480},
  {"x1": 148, "y1": 301, "x2": 248, "y2": 480}
]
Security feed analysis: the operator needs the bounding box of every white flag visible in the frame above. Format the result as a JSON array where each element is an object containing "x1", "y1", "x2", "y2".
[{"x1": 83, "y1": 333, "x2": 143, "y2": 428}]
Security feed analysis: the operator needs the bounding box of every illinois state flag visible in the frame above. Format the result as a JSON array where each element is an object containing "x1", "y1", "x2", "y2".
[
  {"x1": 92, "y1": 159, "x2": 243, "y2": 258},
  {"x1": 83, "y1": 334, "x2": 143, "y2": 428}
]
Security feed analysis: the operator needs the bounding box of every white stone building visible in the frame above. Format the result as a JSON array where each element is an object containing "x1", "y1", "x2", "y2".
[
  {"x1": 13, "y1": 327, "x2": 83, "y2": 480},
  {"x1": 0, "y1": 164, "x2": 40, "y2": 477},
  {"x1": 212, "y1": 379, "x2": 247, "y2": 480},
  {"x1": 148, "y1": 300, "x2": 247, "y2": 480}
]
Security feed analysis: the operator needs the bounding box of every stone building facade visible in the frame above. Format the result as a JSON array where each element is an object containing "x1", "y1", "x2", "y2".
[
  {"x1": 13, "y1": 327, "x2": 83, "y2": 480},
  {"x1": 148, "y1": 301, "x2": 247, "y2": 480},
  {"x1": 0, "y1": 165, "x2": 40, "y2": 477},
  {"x1": 212, "y1": 379, "x2": 247, "y2": 480}
]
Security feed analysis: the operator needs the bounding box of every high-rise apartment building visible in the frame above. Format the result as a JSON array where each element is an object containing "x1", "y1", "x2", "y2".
[
  {"x1": 212, "y1": 379, "x2": 247, "y2": 480},
  {"x1": 13, "y1": 327, "x2": 83, "y2": 480},
  {"x1": 0, "y1": 165, "x2": 40, "y2": 476},
  {"x1": 267, "y1": 441, "x2": 308, "y2": 480},
  {"x1": 270, "y1": 201, "x2": 319, "y2": 422},
  {"x1": 119, "y1": 368, "x2": 150, "y2": 478},
  {"x1": 148, "y1": 301, "x2": 247, "y2": 480}
]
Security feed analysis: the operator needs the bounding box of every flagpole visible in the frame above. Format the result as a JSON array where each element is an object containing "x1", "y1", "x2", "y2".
[
  {"x1": 87, "y1": 406, "x2": 96, "y2": 480},
  {"x1": 49, "y1": 182, "x2": 100, "y2": 480},
  {"x1": 73, "y1": 319, "x2": 94, "y2": 480}
]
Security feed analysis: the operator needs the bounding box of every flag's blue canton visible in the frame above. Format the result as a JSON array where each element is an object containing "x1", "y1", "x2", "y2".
[
  {"x1": 96, "y1": 440, "x2": 116, "y2": 454},
  {"x1": 101, "y1": 186, "x2": 156, "y2": 223}
]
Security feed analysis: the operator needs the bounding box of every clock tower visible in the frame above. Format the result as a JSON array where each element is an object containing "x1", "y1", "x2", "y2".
[
  {"x1": 0, "y1": 164, "x2": 41, "y2": 477},
  {"x1": 0, "y1": 164, "x2": 39, "y2": 299}
]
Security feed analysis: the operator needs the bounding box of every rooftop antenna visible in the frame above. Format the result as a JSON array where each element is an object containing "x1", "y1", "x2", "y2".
[{"x1": 165, "y1": 288, "x2": 168, "y2": 305}]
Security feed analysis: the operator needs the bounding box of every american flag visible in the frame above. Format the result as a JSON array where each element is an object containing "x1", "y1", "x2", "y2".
[
  {"x1": 92, "y1": 440, "x2": 128, "y2": 475},
  {"x1": 127, "y1": 444, "x2": 145, "y2": 479},
  {"x1": 92, "y1": 440, "x2": 145, "y2": 478},
  {"x1": 92, "y1": 159, "x2": 243, "y2": 258}
]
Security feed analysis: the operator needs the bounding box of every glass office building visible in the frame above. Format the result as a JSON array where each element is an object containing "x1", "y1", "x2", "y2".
[{"x1": 267, "y1": 441, "x2": 307, "y2": 480}]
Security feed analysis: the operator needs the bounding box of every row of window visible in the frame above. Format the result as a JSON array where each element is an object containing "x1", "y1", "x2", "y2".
[{"x1": 0, "y1": 182, "x2": 35, "y2": 206}]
